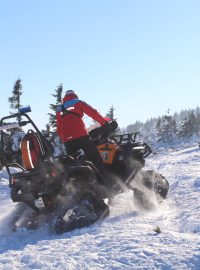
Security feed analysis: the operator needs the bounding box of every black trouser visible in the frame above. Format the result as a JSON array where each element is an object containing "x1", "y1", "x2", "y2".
[{"x1": 64, "y1": 135, "x2": 105, "y2": 174}]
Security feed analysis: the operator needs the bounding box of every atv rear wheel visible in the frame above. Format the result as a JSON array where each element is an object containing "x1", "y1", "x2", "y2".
[
  {"x1": 133, "y1": 170, "x2": 169, "y2": 210},
  {"x1": 51, "y1": 191, "x2": 109, "y2": 234}
]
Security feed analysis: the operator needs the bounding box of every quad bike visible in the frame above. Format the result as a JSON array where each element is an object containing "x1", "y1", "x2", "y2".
[{"x1": 0, "y1": 107, "x2": 169, "y2": 234}]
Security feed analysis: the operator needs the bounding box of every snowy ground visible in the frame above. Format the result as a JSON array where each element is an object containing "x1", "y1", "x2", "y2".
[{"x1": 0, "y1": 145, "x2": 200, "y2": 270}]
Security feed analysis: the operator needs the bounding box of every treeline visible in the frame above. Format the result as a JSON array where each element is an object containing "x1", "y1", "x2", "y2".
[
  {"x1": 124, "y1": 108, "x2": 200, "y2": 147},
  {"x1": 1, "y1": 78, "x2": 200, "y2": 169},
  {"x1": 3, "y1": 78, "x2": 200, "y2": 152}
]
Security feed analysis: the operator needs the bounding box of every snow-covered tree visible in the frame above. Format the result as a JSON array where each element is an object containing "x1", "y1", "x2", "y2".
[
  {"x1": 0, "y1": 147, "x2": 3, "y2": 169},
  {"x1": 41, "y1": 124, "x2": 51, "y2": 138},
  {"x1": 179, "y1": 110, "x2": 199, "y2": 138},
  {"x1": 155, "y1": 111, "x2": 178, "y2": 143},
  {"x1": 126, "y1": 121, "x2": 143, "y2": 134}
]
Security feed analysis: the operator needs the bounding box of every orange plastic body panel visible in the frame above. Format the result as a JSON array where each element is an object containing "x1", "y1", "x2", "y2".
[
  {"x1": 21, "y1": 139, "x2": 34, "y2": 170},
  {"x1": 97, "y1": 143, "x2": 119, "y2": 164},
  {"x1": 20, "y1": 131, "x2": 44, "y2": 170}
]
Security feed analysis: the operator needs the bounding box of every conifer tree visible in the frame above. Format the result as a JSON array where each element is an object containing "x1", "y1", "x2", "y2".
[
  {"x1": 48, "y1": 84, "x2": 63, "y2": 130},
  {"x1": 106, "y1": 105, "x2": 116, "y2": 121},
  {"x1": 7, "y1": 78, "x2": 23, "y2": 133},
  {"x1": 41, "y1": 124, "x2": 51, "y2": 137},
  {"x1": 106, "y1": 105, "x2": 120, "y2": 134},
  {"x1": 8, "y1": 78, "x2": 23, "y2": 111}
]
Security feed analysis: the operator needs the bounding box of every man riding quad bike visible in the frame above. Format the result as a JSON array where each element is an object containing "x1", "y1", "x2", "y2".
[{"x1": 0, "y1": 107, "x2": 169, "y2": 234}]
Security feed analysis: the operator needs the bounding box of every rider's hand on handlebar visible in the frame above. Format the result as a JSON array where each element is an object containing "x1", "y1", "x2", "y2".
[{"x1": 102, "y1": 121, "x2": 109, "y2": 128}]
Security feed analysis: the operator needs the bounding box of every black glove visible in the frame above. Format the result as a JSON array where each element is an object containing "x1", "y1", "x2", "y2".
[{"x1": 102, "y1": 121, "x2": 109, "y2": 129}]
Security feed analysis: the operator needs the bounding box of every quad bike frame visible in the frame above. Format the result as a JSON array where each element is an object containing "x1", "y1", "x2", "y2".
[{"x1": 0, "y1": 108, "x2": 169, "y2": 233}]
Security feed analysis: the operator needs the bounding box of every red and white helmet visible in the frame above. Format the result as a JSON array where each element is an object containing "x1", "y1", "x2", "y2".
[
  {"x1": 62, "y1": 90, "x2": 78, "y2": 103},
  {"x1": 65, "y1": 90, "x2": 77, "y2": 96}
]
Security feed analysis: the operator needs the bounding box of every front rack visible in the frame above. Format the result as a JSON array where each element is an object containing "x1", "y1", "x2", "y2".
[{"x1": 110, "y1": 132, "x2": 140, "y2": 145}]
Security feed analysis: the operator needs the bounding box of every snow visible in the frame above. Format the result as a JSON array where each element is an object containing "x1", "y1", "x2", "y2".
[
  {"x1": 11, "y1": 132, "x2": 25, "y2": 152},
  {"x1": 0, "y1": 145, "x2": 200, "y2": 269}
]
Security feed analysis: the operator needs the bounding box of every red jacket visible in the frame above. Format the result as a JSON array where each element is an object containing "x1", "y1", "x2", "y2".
[{"x1": 56, "y1": 93, "x2": 107, "y2": 142}]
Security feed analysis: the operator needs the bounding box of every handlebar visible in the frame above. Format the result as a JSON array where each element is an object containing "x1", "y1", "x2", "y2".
[
  {"x1": 110, "y1": 132, "x2": 140, "y2": 145},
  {"x1": 89, "y1": 120, "x2": 142, "y2": 146}
]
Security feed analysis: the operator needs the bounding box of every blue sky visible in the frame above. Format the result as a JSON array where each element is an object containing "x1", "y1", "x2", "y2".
[{"x1": 1, "y1": 0, "x2": 200, "y2": 129}]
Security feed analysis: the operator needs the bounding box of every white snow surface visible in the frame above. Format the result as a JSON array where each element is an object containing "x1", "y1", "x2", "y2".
[{"x1": 0, "y1": 145, "x2": 200, "y2": 270}]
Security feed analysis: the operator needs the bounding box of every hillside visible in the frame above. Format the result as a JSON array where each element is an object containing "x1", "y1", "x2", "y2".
[{"x1": 0, "y1": 145, "x2": 200, "y2": 270}]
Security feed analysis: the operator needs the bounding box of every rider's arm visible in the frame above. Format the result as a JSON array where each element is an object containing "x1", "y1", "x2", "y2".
[{"x1": 79, "y1": 101, "x2": 107, "y2": 125}]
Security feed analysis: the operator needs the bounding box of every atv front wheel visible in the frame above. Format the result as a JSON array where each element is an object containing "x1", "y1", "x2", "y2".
[{"x1": 133, "y1": 170, "x2": 169, "y2": 210}]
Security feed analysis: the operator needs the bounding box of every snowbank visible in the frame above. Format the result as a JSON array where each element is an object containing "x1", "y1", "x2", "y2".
[{"x1": 0, "y1": 145, "x2": 200, "y2": 269}]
